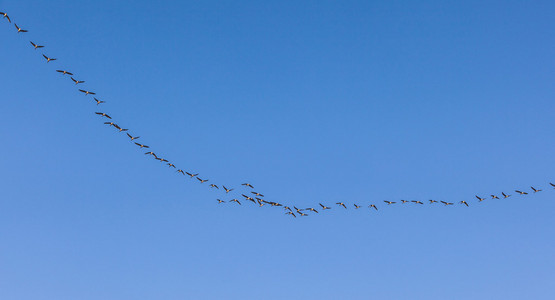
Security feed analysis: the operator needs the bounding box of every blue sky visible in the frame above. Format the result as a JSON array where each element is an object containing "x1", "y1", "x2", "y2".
[{"x1": 1, "y1": 0, "x2": 555, "y2": 299}]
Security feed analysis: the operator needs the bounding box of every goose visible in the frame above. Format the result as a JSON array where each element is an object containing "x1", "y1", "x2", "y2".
[
  {"x1": 515, "y1": 190, "x2": 528, "y2": 195},
  {"x1": 1, "y1": 12, "x2": 11, "y2": 23},
  {"x1": 354, "y1": 204, "x2": 361, "y2": 209},
  {"x1": 400, "y1": 200, "x2": 409, "y2": 204},
  {"x1": 411, "y1": 200, "x2": 424, "y2": 205},
  {"x1": 460, "y1": 201, "x2": 469, "y2": 207},
  {"x1": 185, "y1": 172, "x2": 198, "y2": 178},
  {"x1": 319, "y1": 203, "x2": 331, "y2": 210},
  {"x1": 217, "y1": 199, "x2": 225, "y2": 204},
  {"x1": 210, "y1": 184, "x2": 219, "y2": 189},
  {"x1": 230, "y1": 199, "x2": 241, "y2": 205},
  {"x1": 176, "y1": 169, "x2": 185, "y2": 175},
  {"x1": 531, "y1": 186, "x2": 542, "y2": 193},
  {"x1": 126, "y1": 133, "x2": 140, "y2": 141},
  {"x1": 15, "y1": 23, "x2": 27, "y2": 33},
  {"x1": 144, "y1": 151, "x2": 157, "y2": 158},
  {"x1": 440, "y1": 201, "x2": 454, "y2": 206},
  {"x1": 167, "y1": 163, "x2": 176, "y2": 168},
  {"x1": 42, "y1": 54, "x2": 56, "y2": 63},
  {"x1": 305, "y1": 207, "x2": 319, "y2": 213},
  {"x1": 71, "y1": 77, "x2": 85, "y2": 84},
  {"x1": 134, "y1": 142, "x2": 149, "y2": 148},
  {"x1": 30, "y1": 41, "x2": 44, "y2": 49},
  {"x1": 550, "y1": 182, "x2": 555, "y2": 189},
  {"x1": 298, "y1": 212, "x2": 308, "y2": 217},
  {"x1": 251, "y1": 191, "x2": 264, "y2": 197},
  {"x1": 336, "y1": 202, "x2": 347, "y2": 209},
  {"x1": 94, "y1": 98, "x2": 105, "y2": 105},
  {"x1": 491, "y1": 195, "x2": 499, "y2": 199},
  {"x1": 502, "y1": 192, "x2": 511, "y2": 198},
  {"x1": 475, "y1": 195, "x2": 485, "y2": 202},
  {"x1": 79, "y1": 89, "x2": 96, "y2": 96},
  {"x1": 429, "y1": 200, "x2": 438, "y2": 204},
  {"x1": 95, "y1": 112, "x2": 111, "y2": 119},
  {"x1": 197, "y1": 177, "x2": 208, "y2": 183},
  {"x1": 286, "y1": 212, "x2": 296, "y2": 218},
  {"x1": 383, "y1": 201, "x2": 396, "y2": 205},
  {"x1": 242, "y1": 183, "x2": 254, "y2": 188},
  {"x1": 223, "y1": 186, "x2": 233, "y2": 193},
  {"x1": 369, "y1": 204, "x2": 378, "y2": 210},
  {"x1": 56, "y1": 70, "x2": 73, "y2": 76}
]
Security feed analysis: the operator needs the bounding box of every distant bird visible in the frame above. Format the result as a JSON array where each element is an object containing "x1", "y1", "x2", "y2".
[
  {"x1": 306, "y1": 207, "x2": 319, "y2": 213},
  {"x1": 354, "y1": 204, "x2": 361, "y2": 209},
  {"x1": 429, "y1": 200, "x2": 438, "y2": 204},
  {"x1": 56, "y1": 70, "x2": 73, "y2": 76},
  {"x1": 384, "y1": 201, "x2": 396, "y2": 205},
  {"x1": 79, "y1": 89, "x2": 96, "y2": 96},
  {"x1": 242, "y1": 183, "x2": 254, "y2": 189},
  {"x1": 14, "y1": 23, "x2": 27, "y2": 33},
  {"x1": 167, "y1": 163, "x2": 176, "y2": 168},
  {"x1": 71, "y1": 77, "x2": 85, "y2": 84},
  {"x1": 104, "y1": 121, "x2": 117, "y2": 128},
  {"x1": 285, "y1": 212, "x2": 296, "y2": 218},
  {"x1": 1, "y1": 12, "x2": 11, "y2": 23},
  {"x1": 116, "y1": 126, "x2": 128, "y2": 132},
  {"x1": 475, "y1": 195, "x2": 485, "y2": 202},
  {"x1": 42, "y1": 54, "x2": 56, "y2": 63},
  {"x1": 336, "y1": 202, "x2": 347, "y2": 209},
  {"x1": 134, "y1": 142, "x2": 149, "y2": 148},
  {"x1": 284, "y1": 206, "x2": 292, "y2": 212},
  {"x1": 210, "y1": 184, "x2": 219, "y2": 189},
  {"x1": 243, "y1": 195, "x2": 256, "y2": 204},
  {"x1": 94, "y1": 98, "x2": 105, "y2": 105},
  {"x1": 460, "y1": 201, "x2": 469, "y2": 207},
  {"x1": 251, "y1": 192, "x2": 264, "y2": 197},
  {"x1": 176, "y1": 169, "x2": 185, "y2": 175},
  {"x1": 144, "y1": 151, "x2": 157, "y2": 158},
  {"x1": 298, "y1": 212, "x2": 308, "y2": 217},
  {"x1": 217, "y1": 199, "x2": 225, "y2": 204},
  {"x1": 95, "y1": 112, "x2": 111, "y2": 119},
  {"x1": 411, "y1": 200, "x2": 424, "y2": 205},
  {"x1": 223, "y1": 186, "x2": 233, "y2": 193},
  {"x1": 319, "y1": 203, "x2": 331, "y2": 210},
  {"x1": 126, "y1": 133, "x2": 140, "y2": 141},
  {"x1": 30, "y1": 41, "x2": 44, "y2": 49},
  {"x1": 531, "y1": 186, "x2": 542, "y2": 193},
  {"x1": 185, "y1": 172, "x2": 198, "y2": 178},
  {"x1": 155, "y1": 157, "x2": 168, "y2": 163},
  {"x1": 491, "y1": 195, "x2": 499, "y2": 199},
  {"x1": 550, "y1": 182, "x2": 555, "y2": 189},
  {"x1": 400, "y1": 200, "x2": 409, "y2": 204},
  {"x1": 197, "y1": 177, "x2": 208, "y2": 183},
  {"x1": 230, "y1": 199, "x2": 241, "y2": 205},
  {"x1": 515, "y1": 190, "x2": 528, "y2": 195},
  {"x1": 440, "y1": 201, "x2": 454, "y2": 206},
  {"x1": 502, "y1": 192, "x2": 511, "y2": 198},
  {"x1": 369, "y1": 204, "x2": 378, "y2": 210}
]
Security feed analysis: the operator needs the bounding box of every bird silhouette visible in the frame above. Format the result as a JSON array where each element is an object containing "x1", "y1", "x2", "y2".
[
  {"x1": 440, "y1": 201, "x2": 454, "y2": 206},
  {"x1": 319, "y1": 203, "x2": 331, "y2": 210},
  {"x1": 550, "y1": 182, "x2": 555, "y2": 189},
  {"x1": 210, "y1": 184, "x2": 219, "y2": 189},
  {"x1": 230, "y1": 199, "x2": 241, "y2": 205},
  {"x1": 94, "y1": 98, "x2": 105, "y2": 105},
  {"x1": 531, "y1": 186, "x2": 542, "y2": 193},
  {"x1": 515, "y1": 190, "x2": 528, "y2": 195},
  {"x1": 1, "y1": 12, "x2": 11, "y2": 23},
  {"x1": 42, "y1": 54, "x2": 56, "y2": 63},
  {"x1": 14, "y1": 23, "x2": 27, "y2": 33},
  {"x1": 384, "y1": 201, "x2": 396, "y2": 205},
  {"x1": 369, "y1": 204, "x2": 378, "y2": 210},
  {"x1": 185, "y1": 172, "x2": 198, "y2": 178},
  {"x1": 429, "y1": 200, "x2": 438, "y2": 204},
  {"x1": 285, "y1": 211, "x2": 296, "y2": 218},
  {"x1": 134, "y1": 142, "x2": 149, "y2": 148},
  {"x1": 30, "y1": 41, "x2": 44, "y2": 49},
  {"x1": 95, "y1": 112, "x2": 111, "y2": 119},
  {"x1": 71, "y1": 77, "x2": 85, "y2": 84},
  {"x1": 336, "y1": 202, "x2": 347, "y2": 209},
  {"x1": 354, "y1": 204, "x2": 361, "y2": 209},
  {"x1": 491, "y1": 195, "x2": 499, "y2": 199},
  {"x1": 223, "y1": 186, "x2": 233, "y2": 193},
  {"x1": 79, "y1": 89, "x2": 96, "y2": 96},
  {"x1": 242, "y1": 183, "x2": 254, "y2": 189},
  {"x1": 411, "y1": 200, "x2": 424, "y2": 205},
  {"x1": 460, "y1": 201, "x2": 469, "y2": 207},
  {"x1": 56, "y1": 70, "x2": 73, "y2": 76},
  {"x1": 197, "y1": 177, "x2": 208, "y2": 183},
  {"x1": 126, "y1": 133, "x2": 140, "y2": 141},
  {"x1": 475, "y1": 195, "x2": 485, "y2": 202},
  {"x1": 217, "y1": 199, "x2": 225, "y2": 204},
  {"x1": 167, "y1": 163, "x2": 176, "y2": 168},
  {"x1": 502, "y1": 192, "x2": 511, "y2": 198}
]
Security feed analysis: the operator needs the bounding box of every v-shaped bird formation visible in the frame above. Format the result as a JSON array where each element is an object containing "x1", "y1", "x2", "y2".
[{"x1": 2, "y1": 11, "x2": 553, "y2": 218}]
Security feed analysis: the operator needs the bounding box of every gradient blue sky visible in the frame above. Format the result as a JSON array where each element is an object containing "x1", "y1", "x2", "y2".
[{"x1": 1, "y1": 1, "x2": 555, "y2": 299}]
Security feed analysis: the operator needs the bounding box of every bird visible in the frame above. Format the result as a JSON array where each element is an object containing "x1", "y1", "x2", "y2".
[
  {"x1": 185, "y1": 172, "x2": 198, "y2": 178},
  {"x1": 42, "y1": 54, "x2": 56, "y2": 63},
  {"x1": 306, "y1": 208, "x2": 319, "y2": 213},
  {"x1": 217, "y1": 199, "x2": 225, "y2": 204},
  {"x1": 502, "y1": 192, "x2": 511, "y2": 198},
  {"x1": 167, "y1": 163, "x2": 176, "y2": 168},
  {"x1": 210, "y1": 184, "x2": 219, "y2": 189},
  {"x1": 384, "y1": 201, "x2": 396, "y2": 205},
  {"x1": 144, "y1": 151, "x2": 157, "y2": 158},
  {"x1": 429, "y1": 200, "x2": 438, "y2": 204},
  {"x1": 460, "y1": 201, "x2": 469, "y2": 207},
  {"x1": 491, "y1": 195, "x2": 499, "y2": 199},
  {"x1": 369, "y1": 204, "x2": 378, "y2": 210},
  {"x1": 242, "y1": 195, "x2": 255, "y2": 203},
  {"x1": 230, "y1": 199, "x2": 241, "y2": 205},
  {"x1": 251, "y1": 192, "x2": 264, "y2": 197},
  {"x1": 95, "y1": 112, "x2": 111, "y2": 119},
  {"x1": 319, "y1": 203, "x2": 331, "y2": 210},
  {"x1": 400, "y1": 200, "x2": 409, "y2": 204},
  {"x1": 176, "y1": 169, "x2": 185, "y2": 175},
  {"x1": 223, "y1": 186, "x2": 233, "y2": 193},
  {"x1": 411, "y1": 200, "x2": 424, "y2": 205},
  {"x1": 79, "y1": 89, "x2": 96, "y2": 96},
  {"x1": 56, "y1": 70, "x2": 73, "y2": 76},
  {"x1": 1, "y1": 12, "x2": 11, "y2": 23},
  {"x1": 515, "y1": 190, "x2": 528, "y2": 195},
  {"x1": 155, "y1": 157, "x2": 169, "y2": 163},
  {"x1": 440, "y1": 201, "x2": 454, "y2": 206},
  {"x1": 293, "y1": 206, "x2": 303, "y2": 213},
  {"x1": 285, "y1": 212, "x2": 296, "y2": 218},
  {"x1": 242, "y1": 183, "x2": 254, "y2": 189},
  {"x1": 116, "y1": 126, "x2": 128, "y2": 132},
  {"x1": 336, "y1": 202, "x2": 347, "y2": 209},
  {"x1": 30, "y1": 41, "x2": 44, "y2": 49},
  {"x1": 71, "y1": 77, "x2": 85, "y2": 84},
  {"x1": 94, "y1": 98, "x2": 105, "y2": 105},
  {"x1": 531, "y1": 186, "x2": 542, "y2": 193},
  {"x1": 197, "y1": 178, "x2": 208, "y2": 183},
  {"x1": 126, "y1": 133, "x2": 140, "y2": 141},
  {"x1": 14, "y1": 23, "x2": 27, "y2": 33},
  {"x1": 104, "y1": 121, "x2": 117, "y2": 128},
  {"x1": 134, "y1": 142, "x2": 149, "y2": 148},
  {"x1": 284, "y1": 206, "x2": 292, "y2": 212},
  {"x1": 298, "y1": 212, "x2": 308, "y2": 217},
  {"x1": 550, "y1": 182, "x2": 555, "y2": 189},
  {"x1": 475, "y1": 195, "x2": 485, "y2": 202},
  {"x1": 354, "y1": 204, "x2": 361, "y2": 209}
]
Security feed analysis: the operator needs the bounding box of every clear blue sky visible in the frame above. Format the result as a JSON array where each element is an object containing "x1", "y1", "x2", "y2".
[{"x1": 1, "y1": 1, "x2": 555, "y2": 299}]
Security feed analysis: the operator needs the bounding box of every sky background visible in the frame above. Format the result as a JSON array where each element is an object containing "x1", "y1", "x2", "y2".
[{"x1": 1, "y1": 0, "x2": 555, "y2": 299}]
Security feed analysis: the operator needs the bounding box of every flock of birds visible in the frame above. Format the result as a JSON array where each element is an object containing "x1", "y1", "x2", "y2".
[{"x1": 3, "y1": 11, "x2": 553, "y2": 218}]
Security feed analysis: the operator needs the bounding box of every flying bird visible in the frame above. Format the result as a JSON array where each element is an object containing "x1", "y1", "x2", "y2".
[
  {"x1": 285, "y1": 212, "x2": 296, "y2": 218},
  {"x1": 144, "y1": 151, "x2": 157, "y2": 157},
  {"x1": 336, "y1": 202, "x2": 347, "y2": 209},
  {"x1": 223, "y1": 186, "x2": 233, "y2": 193},
  {"x1": 400, "y1": 200, "x2": 409, "y2": 204},
  {"x1": 134, "y1": 142, "x2": 149, "y2": 148},
  {"x1": 104, "y1": 121, "x2": 117, "y2": 128},
  {"x1": 155, "y1": 157, "x2": 169, "y2": 163},
  {"x1": 251, "y1": 192, "x2": 264, "y2": 197},
  {"x1": 15, "y1": 23, "x2": 27, "y2": 33},
  {"x1": 210, "y1": 184, "x2": 219, "y2": 189},
  {"x1": 411, "y1": 200, "x2": 424, "y2": 205},
  {"x1": 319, "y1": 203, "x2": 331, "y2": 210},
  {"x1": 440, "y1": 201, "x2": 454, "y2": 206},
  {"x1": 42, "y1": 54, "x2": 56, "y2": 63},
  {"x1": 369, "y1": 204, "x2": 378, "y2": 210},
  {"x1": 460, "y1": 201, "x2": 469, "y2": 207},
  {"x1": 475, "y1": 195, "x2": 485, "y2": 202},
  {"x1": 515, "y1": 190, "x2": 528, "y2": 195},
  {"x1": 71, "y1": 77, "x2": 85, "y2": 84},
  {"x1": 298, "y1": 212, "x2": 308, "y2": 217},
  {"x1": 95, "y1": 112, "x2": 111, "y2": 119},
  {"x1": 126, "y1": 133, "x2": 140, "y2": 141},
  {"x1": 185, "y1": 172, "x2": 198, "y2": 178},
  {"x1": 176, "y1": 169, "x2": 185, "y2": 175},
  {"x1": 30, "y1": 41, "x2": 44, "y2": 49},
  {"x1": 531, "y1": 186, "x2": 542, "y2": 193},
  {"x1": 79, "y1": 89, "x2": 96, "y2": 95},
  {"x1": 384, "y1": 201, "x2": 396, "y2": 205},
  {"x1": 94, "y1": 98, "x2": 105, "y2": 105},
  {"x1": 502, "y1": 192, "x2": 511, "y2": 198},
  {"x1": 197, "y1": 177, "x2": 208, "y2": 183},
  {"x1": 550, "y1": 183, "x2": 555, "y2": 189},
  {"x1": 242, "y1": 183, "x2": 254, "y2": 189},
  {"x1": 1, "y1": 12, "x2": 11, "y2": 23},
  {"x1": 217, "y1": 199, "x2": 225, "y2": 204},
  {"x1": 56, "y1": 70, "x2": 73, "y2": 76},
  {"x1": 306, "y1": 208, "x2": 319, "y2": 213},
  {"x1": 491, "y1": 195, "x2": 499, "y2": 199},
  {"x1": 429, "y1": 200, "x2": 438, "y2": 204},
  {"x1": 167, "y1": 163, "x2": 176, "y2": 168},
  {"x1": 230, "y1": 199, "x2": 241, "y2": 205}
]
